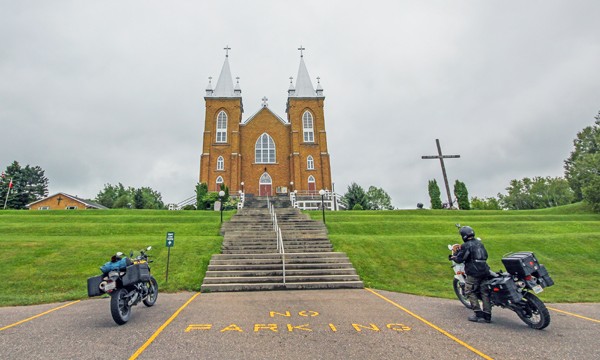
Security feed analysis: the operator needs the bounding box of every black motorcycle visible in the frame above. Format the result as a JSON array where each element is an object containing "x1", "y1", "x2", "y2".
[
  {"x1": 449, "y1": 244, "x2": 554, "y2": 329},
  {"x1": 87, "y1": 246, "x2": 158, "y2": 325}
]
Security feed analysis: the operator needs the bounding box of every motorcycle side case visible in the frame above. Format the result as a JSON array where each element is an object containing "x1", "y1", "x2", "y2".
[
  {"x1": 122, "y1": 263, "x2": 151, "y2": 286},
  {"x1": 87, "y1": 275, "x2": 104, "y2": 297},
  {"x1": 535, "y1": 264, "x2": 555, "y2": 288},
  {"x1": 501, "y1": 252, "x2": 540, "y2": 278},
  {"x1": 487, "y1": 276, "x2": 523, "y2": 304}
]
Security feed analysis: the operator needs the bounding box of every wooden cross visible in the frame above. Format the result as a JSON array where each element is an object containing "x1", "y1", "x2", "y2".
[
  {"x1": 224, "y1": 45, "x2": 231, "y2": 57},
  {"x1": 57, "y1": 196, "x2": 63, "y2": 205},
  {"x1": 421, "y1": 139, "x2": 460, "y2": 208},
  {"x1": 298, "y1": 45, "x2": 305, "y2": 57}
]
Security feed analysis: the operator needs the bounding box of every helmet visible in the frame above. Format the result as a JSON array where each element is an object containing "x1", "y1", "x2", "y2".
[
  {"x1": 459, "y1": 226, "x2": 475, "y2": 241},
  {"x1": 111, "y1": 252, "x2": 124, "y2": 262}
]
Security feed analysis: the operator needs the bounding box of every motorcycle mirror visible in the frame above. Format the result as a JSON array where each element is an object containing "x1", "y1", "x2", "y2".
[
  {"x1": 147, "y1": 246, "x2": 152, "y2": 251},
  {"x1": 130, "y1": 251, "x2": 133, "y2": 257}
]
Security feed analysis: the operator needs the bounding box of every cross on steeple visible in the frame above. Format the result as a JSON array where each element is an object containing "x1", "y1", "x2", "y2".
[
  {"x1": 261, "y1": 96, "x2": 268, "y2": 107},
  {"x1": 421, "y1": 139, "x2": 461, "y2": 208},
  {"x1": 298, "y1": 45, "x2": 305, "y2": 57},
  {"x1": 224, "y1": 45, "x2": 231, "y2": 57}
]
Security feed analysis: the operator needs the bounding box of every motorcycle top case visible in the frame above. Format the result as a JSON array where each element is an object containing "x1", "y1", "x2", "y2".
[
  {"x1": 87, "y1": 275, "x2": 104, "y2": 297},
  {"x1": 122, "y1": 263, "x2": 150, "y2": 286},
  {"x1": 486, "y1": 276, "x2": 523, "y2": 304},
  {"x1": 501, "y1": 252, "x2": 540, "y2": 278}
]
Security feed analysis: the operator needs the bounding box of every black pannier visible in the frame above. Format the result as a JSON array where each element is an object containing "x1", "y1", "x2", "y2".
[
  {"x1": 87, "y1": 275, "x2": 104, "y2": 297},
  {"x1": 122, "y1": 263, "x2": 150, "y2": 286},
  {"x1": 486, "y1": 276, "x2": 523, "y2": 304},
  {"x1": 534, "y1": 264, "x2": 555, "y2": 288},
  {"x1": 501, "y1": 252, "x2": 540, "y2": 278}
]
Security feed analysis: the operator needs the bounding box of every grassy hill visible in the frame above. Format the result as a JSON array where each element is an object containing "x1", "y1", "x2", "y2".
[{"x1": 0, "y1": 204, "x2": 598, "y2": 306}]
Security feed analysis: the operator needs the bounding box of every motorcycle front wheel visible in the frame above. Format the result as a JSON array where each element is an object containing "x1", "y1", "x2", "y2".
[
  {"x1": 143, "y1": 276, "x2": 158, "y2": 307},
  {"x1": 453, "y1": 278, "x2": 472, "y2": 309},
  {"x1": 515, "y1": 292, "x2": 551, "y2": 330},
  {"x1": 110, "y1": 288, "x2": 131, "y2": 325}
]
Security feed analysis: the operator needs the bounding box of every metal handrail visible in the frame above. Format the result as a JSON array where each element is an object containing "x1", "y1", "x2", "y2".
[{"x1": 268, "y1": 199, "x2": 286, "y2": 284}]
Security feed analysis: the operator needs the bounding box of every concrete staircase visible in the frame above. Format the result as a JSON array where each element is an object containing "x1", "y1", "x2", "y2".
[{"x1": 201, "y1": 197, "x2": 364, "y2": 292}]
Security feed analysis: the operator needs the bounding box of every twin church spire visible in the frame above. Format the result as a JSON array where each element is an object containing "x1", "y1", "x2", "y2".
[{"x1": 205, "y1": 46, "x2": 324, "y2": 100}]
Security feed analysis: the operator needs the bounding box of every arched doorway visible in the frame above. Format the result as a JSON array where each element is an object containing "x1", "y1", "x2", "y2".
[
  {"x1": 308, "y1": 175, "x2": 316, "y2": 193},
  {"x1": 259, "y1": 172, "x2": 272, "y2": 196}
]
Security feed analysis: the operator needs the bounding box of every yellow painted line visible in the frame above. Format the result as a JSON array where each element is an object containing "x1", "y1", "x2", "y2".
[
  {"x1": 548, "y1": 307, "x2": 600, "y2": 323},
  {"x1": 365, "y1": 288, "x2": 493, "y2": 360},
  {"x1": 129, "y1": 292, "x2": 201, "y2": 360},
  {"x1": 0, "y1": 300, "x2": 80, "y2": 331}
]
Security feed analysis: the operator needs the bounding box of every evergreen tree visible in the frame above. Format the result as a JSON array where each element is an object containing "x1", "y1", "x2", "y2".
[
  {"x1": 428, "y1": 179, "x2": 443, "y2": 209},
  {"x1": 1, "y1": 161, "x2": 49, "y2": 209},
  {"x1": 195, "y1": 182, "x2": 208, "y2": 210},
  {"x1": 343, "y1": 182, "x2": 368, "y2": 210},
  {"x1": 453, "y1": 180, "x2": 471, "y2": 210}
]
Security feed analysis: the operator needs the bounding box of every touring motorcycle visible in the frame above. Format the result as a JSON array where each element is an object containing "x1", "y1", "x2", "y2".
[
  {"x1": 87, "y1": 246, "x2": 158, "y2": 325},
  {"x1": 449, "y1": 242, "x2": 554, "y2": 329}
]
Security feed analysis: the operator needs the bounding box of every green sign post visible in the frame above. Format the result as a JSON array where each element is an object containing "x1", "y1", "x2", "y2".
[{"x1": 165, "y1": 232, "x2": 174, "y2": 284}]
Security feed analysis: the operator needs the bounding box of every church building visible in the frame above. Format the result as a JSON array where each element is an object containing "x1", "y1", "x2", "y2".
[{"x1": 199, "y1": 48, "x2": 333, "y2": 197}]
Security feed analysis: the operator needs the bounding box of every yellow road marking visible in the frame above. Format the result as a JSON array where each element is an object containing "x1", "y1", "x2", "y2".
[
  {"x1": 129, "y1": 292, "x2": 200, "y2": 360},
  {"x1": 0, "y1": 300, "x2": 80, "y2": 331},
  {"x1": 365, "y1": 288, "x2": 493, "y2": 360},
  {"x1": 548, "y1": 307, "x2": 600, "y2": 323}
]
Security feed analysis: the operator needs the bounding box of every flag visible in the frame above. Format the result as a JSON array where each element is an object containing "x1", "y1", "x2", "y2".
[{"x1": 8, "y1": 179, "x2": 13, "y2": 189}]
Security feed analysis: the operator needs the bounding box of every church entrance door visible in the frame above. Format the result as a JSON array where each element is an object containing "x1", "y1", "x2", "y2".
[
  {"x1": 308, "y1": 175, "x2": 316, "y2": 194},
  {"x1": 259, "y1": 172, "x2": 272, "y2": 197}
]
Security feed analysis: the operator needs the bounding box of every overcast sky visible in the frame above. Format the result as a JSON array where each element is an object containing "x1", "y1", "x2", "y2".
[{"x1": 1, "y1": 1, "x2": 599, "y2": 209}]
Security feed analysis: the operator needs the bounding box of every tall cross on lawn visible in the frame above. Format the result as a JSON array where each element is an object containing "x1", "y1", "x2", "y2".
[
  {"x1": 57, "y1": 196, "x2": 63, "y2": 205},
  {"x1": 421, "y1": 139, "x2": 460, "y2": 208}
]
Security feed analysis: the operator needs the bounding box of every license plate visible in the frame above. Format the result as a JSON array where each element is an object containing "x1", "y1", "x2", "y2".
[
  {"x1": 532, "y1": 285, "x2": 543, "y2": 294},
  {"x1": 105, "y1": 281, "x2": 116, "y2": 291}
]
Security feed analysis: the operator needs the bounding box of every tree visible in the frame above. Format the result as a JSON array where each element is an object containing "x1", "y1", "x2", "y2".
[
  {"x1": 564, "y1": 111, "x2": 600, "y2": 201},
  {"x1": 428, "y1": 179, "x2": 443, "y2": 209},
  {"x1": 195, "y1": 182, "x2": 209, "y2": 210},
  {"x1": 95, "y1": 183, "x2": 164, "y2": 209},
  {"x1": 343, "y1": 182, "x2": 368, "y2": 210},
  {"x1": 366, "y1": 186, "x2": 394, "y2": 210},
  {"x1": 498, "y1": 176, "x2": 574, "y2": 210},
  {"x1": 470, "y1": 196, "x2": 501, "y2": 210},
  {"x1": 1, "y1": 161, "x2": 49, "y2": 209},
  {"x1": 453, "y1": 180, "x2": 470, "y2": 210}
]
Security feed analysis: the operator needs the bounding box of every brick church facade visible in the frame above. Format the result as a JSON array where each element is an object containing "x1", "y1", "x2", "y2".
[{"x1": 199, "y1": 49, "x2": 333, "y2": 197}]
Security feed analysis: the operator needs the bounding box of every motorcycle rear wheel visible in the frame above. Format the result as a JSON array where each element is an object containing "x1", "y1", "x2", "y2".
[
  {"x1": 453, "y1": 278, "x2": 472, "y2": 309},
  {"x1": 143, "y1": 276, "x2": 158, "y2": 307},
  {"x1": 110, "y1": 288, "x2": 131, "y2": 325},
  {"x1": 515, "y1": 292, "x2": 551, "y2": 330}
]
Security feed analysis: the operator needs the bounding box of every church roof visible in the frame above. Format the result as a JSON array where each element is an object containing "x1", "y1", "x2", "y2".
[
  {"x1": 291, "y1": 56, "x2": 317, "y2": 98},
  {"x1": 243, "y1": 106, "x2": 288, "y2": 126},
  {"x1": 212, "y1": 55, "x2": 239, "y2": 98}
]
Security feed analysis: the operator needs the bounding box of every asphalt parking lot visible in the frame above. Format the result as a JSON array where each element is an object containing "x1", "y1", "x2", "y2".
[{"x1": 1, "y1": 289, "x2": 598, "y2": 360}]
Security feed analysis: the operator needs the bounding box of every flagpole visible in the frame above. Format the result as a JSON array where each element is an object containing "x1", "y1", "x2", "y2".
[{"x1": 3, "y1": 178, "x2": 12, "y2": 210}]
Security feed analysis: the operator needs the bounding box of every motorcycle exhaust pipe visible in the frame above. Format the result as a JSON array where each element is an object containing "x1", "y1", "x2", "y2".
[{"x1": 99, "y1": 281, "x2": 108, "y2": 292}]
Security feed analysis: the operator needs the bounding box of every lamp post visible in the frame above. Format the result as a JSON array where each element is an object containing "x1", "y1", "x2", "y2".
[
  {"x1": 240, "y1": 182, "x2": 244, "y2": 193},
  {"x1": 289, "y1": 181, "x2": 294, "y2": 193},
  {"x1": 319, "y1": 189, "x2": 326, "y2": 224},
  {"x1": 218, "y1": 190, "x2": 225, "y2": 223}
]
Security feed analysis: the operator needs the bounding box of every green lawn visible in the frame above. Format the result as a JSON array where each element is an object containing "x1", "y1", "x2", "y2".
[
  {"x1": 1, "y1": 204, "x2": 599, "y2": 306},
  {"x1": 307, "y1": 203, "x2": 600, "y2": 303}
]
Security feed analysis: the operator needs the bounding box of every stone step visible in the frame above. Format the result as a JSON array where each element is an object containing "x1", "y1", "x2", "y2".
[
  {"x1": 202, "y1": 274, "x2": 361, "y2": 284},
  {"x1": 201, "y1": 281, "x2": 365, "y2": 292},
  {"x1": 205, "y1": 268, "x2": 357, "y2": 277},
  {"x1": 208, "y1": 262, "x2": 355, "y2": 271},
  {"x1": 209, "y1": 252, "x2": 350, "y2": 260},
  {"x1": 209, "y1": 257, "x2": 350, "y2": 265}
]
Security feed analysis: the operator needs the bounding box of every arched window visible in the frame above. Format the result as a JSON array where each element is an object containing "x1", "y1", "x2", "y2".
[
  {"x1": 255, "y1": 133, "x2": 276, "y2": 164},
  {"x1": 216, "y1": 111, "x2": 227, "y2": 143},
  {"x1": 302, "y1": 111, "x2": 314, "y2": 143},
  {"x1": 307, "y1": 155, "x2": 314, "y2": 170},
  {"x1": 215, "y1": 176, "x2": 224, "y2": 191},
  {"x1": 217, "y1": 156, "x2": 224, "y2": 171}
]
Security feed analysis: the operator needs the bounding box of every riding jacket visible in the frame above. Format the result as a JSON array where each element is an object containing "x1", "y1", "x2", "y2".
[{"x1": 454, "y1": 238, "x2": 490, "y2": 277}]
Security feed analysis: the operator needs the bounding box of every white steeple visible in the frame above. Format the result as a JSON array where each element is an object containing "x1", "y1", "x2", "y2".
[
  {"x1": 212, "y1": 45, "x2": 240, "y2": 98},
  {"x1": 290, "y1": 46, "x2": 320, "y2": 98}
]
